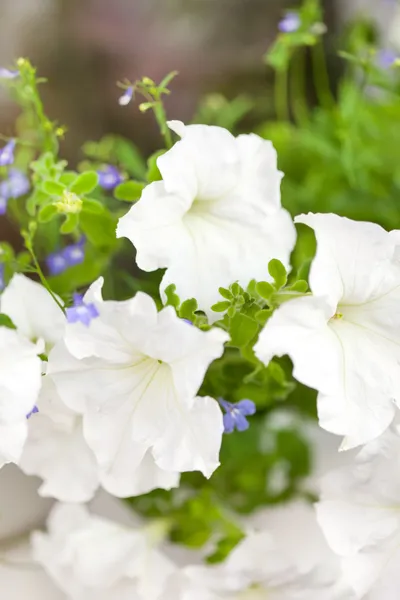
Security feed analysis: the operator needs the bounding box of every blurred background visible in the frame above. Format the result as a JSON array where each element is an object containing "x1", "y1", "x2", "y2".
[{"x1": 0, "y1": 0, "x2": 395, "y2": 160}]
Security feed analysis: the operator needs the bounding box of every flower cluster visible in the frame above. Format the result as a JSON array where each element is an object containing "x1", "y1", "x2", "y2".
[{"x1": 2, "y1": 46, "x2": 400, "y2": 599}]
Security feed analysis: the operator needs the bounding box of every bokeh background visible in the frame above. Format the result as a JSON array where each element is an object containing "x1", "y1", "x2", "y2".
[{"x1": 0, "y1": 0, "x2": 393, "y2": 159}]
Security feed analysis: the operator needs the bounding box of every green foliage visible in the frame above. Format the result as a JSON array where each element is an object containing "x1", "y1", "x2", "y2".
[
  {"x1": 114, "y1": 180, "x2": 144, "y2": 202},
  {"x1": 0, "y1": 313, "x2": 16, "y2": 329}
]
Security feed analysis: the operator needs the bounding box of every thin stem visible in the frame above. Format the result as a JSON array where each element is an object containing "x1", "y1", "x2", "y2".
[
  {"x1": 153, "y1": 101, "x2": 172, "y2": 149},
  {"x1": 24, "y1": 233, "x2": 65, "y2": 313},
  {"x1": 312, "y1": 40, "x2": 335, "y2": 109},
  {"x1": 291, "y1": 48, "x2": 309, "y2": 126},
  {"x1": 274, "y1": 69, "x2": 289, "y2": 121}
]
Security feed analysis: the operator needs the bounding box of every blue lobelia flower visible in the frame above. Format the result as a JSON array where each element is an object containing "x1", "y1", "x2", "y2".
[
  {"x1": 66, "y1": 293, "x2": 99, "y2": 327},
  {"x1": 0, "y1": 68, "x2": 19, "y2": 79},
  {"x1": 278, "y1": 11, "x2": 301, "y2": 33},
  {"x1": 26, "y1": 405, "x2": 39, "y2": 419},
  {"x1": 118, "y1": 86, "x2": 134, "y2": 106},
  {"x1": 46, "y1": 238, "x2": 86, "y2": 276},
  {"x1": 219, "y1": 398, "x2": 256, "y2": 433},
  {"x1": 97, "y1": 165, "x2": 124, "y2": 190},
  {"x1": 378, "y1": 49, "x2": 398, "y2": 69},
  {"x1": 0, "y1": 139, "x2": 16, "y2": 167},
  {"x1": 0, "y1": 169, "x2": 30, "y2": 215}
]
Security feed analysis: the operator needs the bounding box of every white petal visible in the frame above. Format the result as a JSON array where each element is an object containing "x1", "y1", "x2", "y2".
[
  {"x1": 152, "y1": 396, "x2": 223, "y2": 477},
  {"x1": 1, "y1": 274, "x2": 65, "y2": 348}
]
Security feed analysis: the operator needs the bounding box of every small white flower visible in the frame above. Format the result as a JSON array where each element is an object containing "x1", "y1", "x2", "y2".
[
  {"x1": 316, "y1": 427, "x2": 400, "y2": 599},
  {"x1": 0, "y1": 327, "x2": 43, "y2": 467},
  {"x1": 20, "y1": 375, "x2": 100, "y2": 503},
  {"x1": 255, "y1": 213, "x2": 400, "y2": 449},
  {"x1": 117, "y1": 121, "x2": 295, "y2": 319},
  {"x1": 32, "y1": 503, "x2": 175, "y2": 600},
  {"x1": 48, "y1": 278, "x2": 227, "y2": 496}
]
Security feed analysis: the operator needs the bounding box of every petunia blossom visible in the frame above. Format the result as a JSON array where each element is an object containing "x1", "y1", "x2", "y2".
[
  {"x1": 32, "y1": 503, "x2": 176, "y2": 600},
  {"x1": 316, "y1": 426, "x2": 400, "y2": 599},
  {"x1": 255, "y1": 213, "x2": 400, "y2": 450},
  {"x1": 0, "y1": 327, "x2": 43, "y2": 467},
  {"x1": 117, "y1": 121, "x2": 296, "y2": 319},
  {"x1": 20, "y1": 375, "x2": 100, "y2": 503},
  {"x1": 48, "y1": 278, "x2": 228, "y2": 496},
  {"x1": 160, "y1": 501, "x2": 353, "y2": 600}
]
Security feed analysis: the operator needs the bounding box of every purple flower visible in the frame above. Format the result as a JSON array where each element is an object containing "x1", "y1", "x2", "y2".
[
  {"x1": 378, "y1": 49, "x2": 398, "y2": 69},
  {"x1": 46, "y1": 237, "x2": 85, "y2": 276},
  {"x1": 97, "y1": 165, "x2": 124, "y2": 190},
  {"x1": 0, "y1": 264, "x2": 5, "y2": 292},
  {"x1": 278, "y1": 11, "x2": 301, "y2": 33},
  {"x1": 0, "y1": 169, "x2": 30, "y2": 215},
  {"x1": 0, "y1": 68, "x2": 19, "y2": 79},
  {"x1": 26, "y1": 405, "x2": 39, "y2": 419},
  {"x1": 0, "y1": 139, "x2": 16, "y2": 167},
  {"x1": 219, "y1": 398, "x2": 256, "y2": 433},
  {"x1": 118, "y1": 86, "x2": 134, "y2": 106},
  {"x1": 66, "y1": 293, "x2": 99, "y2": 327}
]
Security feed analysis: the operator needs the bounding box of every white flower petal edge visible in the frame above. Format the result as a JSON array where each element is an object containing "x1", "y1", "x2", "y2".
[
  {"x1": 316, "y1": 427, "x2": 400, "y2": 599},
  {"x1": 48, "y1": 279, "x2": 228, "y2": 494},
  {"x1": 255, "y1": 213, "x2": 400, "y2": 449},
  {"x1": 32, "y1": 503, "x2": 175, "y2": 600},
  {"x1": 1, "y1": 274, "x2": 65, "y2": 349},
  {"x1": 117, "y1": 122, "x2": 296, "y2": 319},
  {"x1": 20, "y1": 375, "x2": 100, "y2": 503},
  {"x1": 0, "y1": 327, "x2": 43, "y2": 467}
]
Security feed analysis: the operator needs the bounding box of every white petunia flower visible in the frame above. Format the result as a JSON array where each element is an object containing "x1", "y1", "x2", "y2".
[
  {"x1": 160, "y1": 501, "x2": 353, "y2": 600},
  {"x1": 117, "y1": 121, "x2": 296, "y2": 319},
  {"x1": 48, "y1": 278, "x2": 227, "y2": 497},
  {"x1": 32, "y1": 503, "x2": 175, "y2": 600},
  {"x1": 255, "y1": 213, "x2": 400, "y2": 449},
  {"x1": 0, "y1": 327, "x2": 43, "y2": 467},
  {"x1": 316, "y1": 426, "x2": 400, "y2": 599},
  {"x1": 20, "y1": 375, "x2": 100, "y2": 503},
  {"x1": 1, "y1": 274, "x2": 65, "y2": 350}
]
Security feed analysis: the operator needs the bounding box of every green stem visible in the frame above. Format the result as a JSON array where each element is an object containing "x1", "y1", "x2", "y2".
[
  {"x1": 312, "y1": 41, "x2": 335, "y2": 109},
  {"x1": 24, "y1": 233, "x2": 65, "y2": 313},
  {"x1": 291, "y1": 49, "x2": 309, "y2": 126},
  {"x1": 274, "y1": 69, "x2": 289, "y2": 122},
  {"x1": 153, "y1": 101, "x2": 172, "y2": 149}
]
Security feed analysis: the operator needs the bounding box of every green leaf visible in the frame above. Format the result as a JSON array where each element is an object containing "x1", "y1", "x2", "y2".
[
  {"x1": 38, "y1": 203, "x2": 58, "y2": 223},
  {"x1": 256, "y1": 281, "x2": 275, "y2": 300},
  {"x1": 146, "y1": 150, "x2": 166, "y2": 182},
  {"x1": 164, "y1": 284, "x2": 180, "y2": 308},
  {"x1": 70, "y1": 171, "x2": 99, "y2": 195},
  {"x1": 255, "y1": 309, "x2": 272, "y2": 325},
  {"x1": 59, "y1": 172, "x2": 78, "y2": 186},
  {"x1": 218, "y1": 287, "x2": 232, "y2": 300},
  {"x1": 79, "y1": 210, "x2": 117, "y2": 248},
  {"x1": 114, "y1": 181, "x2": 145, "y2": 202},
  {"x1": 230, "y1": 282, "x2": 241, "y2": 296},
  {"x1": 43, "y1": 180, "x2": 66, "y2": 196},
  {"x1": 268, "y1": 259, "x2": 287, "y2": 289},
  {"x1": 289, "y1": 280, "x2": 309, "y2": 293},
  {"x1": 211, "y1": 301, "x2": 231, "y2": 313},
  {"x1": 114, "y1": 138, "x2": 147, "y2": 180},
  {"x1": 229, "y1": 313, "x2": 259, "y2": 347},
  {"x1": 26, "y1": 190, "x2": 51, "y2": 216},
  {"x1": 60, "y1": 213, "x2": 79, "y2": 234},
  {"x1": 82, "y1": 198, "x2": 104, "y2": 214},
  {"x1": 0, "y1": 313, "x2": 16, "y2": 329},
  {"x1": 179, "y1": 298, "x2": 198, "y2": 321}
]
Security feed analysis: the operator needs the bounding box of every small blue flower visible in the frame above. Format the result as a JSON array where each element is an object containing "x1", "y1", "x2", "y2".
[
  {"x1": 26, "y1": 405, "x2": 39, "y2": 419},
  {"x1": 46, "y1": 237, "x2": 86, "y2": 276},
  {"x1": 97, "y1": 165, "x2": 124, "y2": 190},
  {"x1": 219, "y1": 398, "x2": 256, "y2": 433},
  {"x1": 66, "y1": 293, "x2": 99, "y2": 327},
  {"x1": 0, "y1": 68, "x2": 19, "y2": 79},
  {"x1": 0, "y1": 139, "x2": 16, "y2": 167},
  {"x1": 0, "y1": 264, "x2": 5, "y2": 292},
  {"x1": 378, "y1": 49, "x2": 398, "y2": 69},
  {"x1": 118, "y1": 86, "x2": 134, "y2": 106},
  {"x1": 0, "y1": 169, "x2": 30, "y2": 215},
  {"x1": 278, "y1": 11, "x2": 301, "y2": 33}
]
